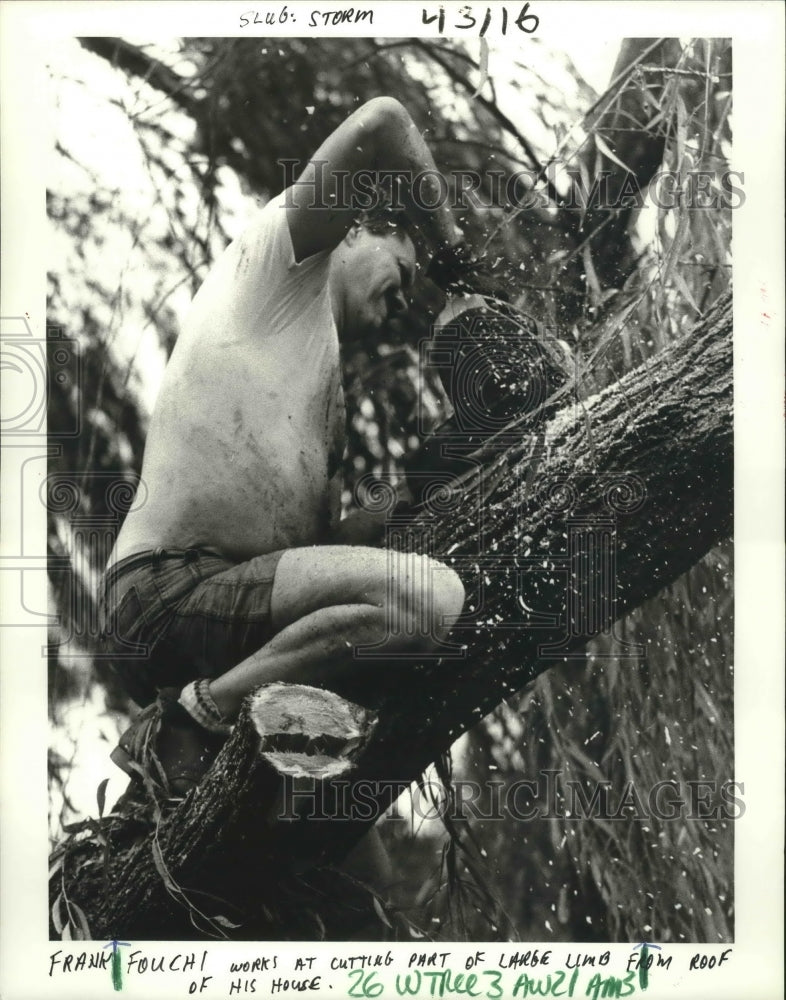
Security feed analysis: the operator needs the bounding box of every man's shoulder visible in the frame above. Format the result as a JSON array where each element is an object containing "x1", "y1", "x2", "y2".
[
  {"x1": 238, "y1": 190, "x2": 289, "y2": 252},
  {"x1": 237, "y1": 188, "x2": 331, "y2": 278}
]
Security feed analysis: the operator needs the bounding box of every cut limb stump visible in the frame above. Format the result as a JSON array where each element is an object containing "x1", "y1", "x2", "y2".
[
  {"x1": 52, "y1": 684, "x2": 381, "y2": 940},
  {"x1": 52, "y1": 292, "x2": 732, "y2": 940}
]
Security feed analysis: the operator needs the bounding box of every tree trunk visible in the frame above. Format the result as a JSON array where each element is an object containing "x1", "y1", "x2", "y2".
[
  {"x1": 529, "y1": 38, "x2": 686, "y2": 325},
  {"x1": 51, "y1": 291, "x2": 731, "y2": 940}
]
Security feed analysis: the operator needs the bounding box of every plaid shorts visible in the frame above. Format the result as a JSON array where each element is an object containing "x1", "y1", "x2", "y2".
[{"x1": 97, "y1": 547, "x2": 285, "y2": 707}]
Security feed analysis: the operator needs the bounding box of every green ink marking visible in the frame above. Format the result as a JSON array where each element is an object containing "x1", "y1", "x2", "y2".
[
  {"x1": 112, "y1": 949, "x2": 123, "y2": 991},
  {"x1": 639, "y1": 944, "x2": 648, "y2": 990},
  {"x1": 104, "y1": 939, "x2": 130, "y2": 992}
]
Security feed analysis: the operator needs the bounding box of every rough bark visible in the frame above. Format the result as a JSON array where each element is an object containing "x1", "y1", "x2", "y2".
[
  {"x1": 379, "y1": 289, "x2": 732, "y2": 767},
  {"x1": 51, "y1": 291, "x2": 732, "y2": 940}
]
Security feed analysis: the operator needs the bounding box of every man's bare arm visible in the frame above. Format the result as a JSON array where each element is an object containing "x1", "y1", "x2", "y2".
[{"x1": 286, "y1": 97, "x2": 460, "y2": 262}]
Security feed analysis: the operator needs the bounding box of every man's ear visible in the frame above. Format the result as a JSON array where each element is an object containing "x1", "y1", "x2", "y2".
[{"x1": 344, "y1": 224, "x2": 363, "y2": 246}]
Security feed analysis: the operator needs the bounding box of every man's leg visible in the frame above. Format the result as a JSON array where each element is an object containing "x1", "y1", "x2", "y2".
[
  {"x1": 205, "y1": 545, "x2": 462, "y2": 908},
  {"x1": 208, "y1": 545, "x2": 465, "y2": 719},
  {"x1": 106, "y1": 544, "x2": 463, "y2": 803}
]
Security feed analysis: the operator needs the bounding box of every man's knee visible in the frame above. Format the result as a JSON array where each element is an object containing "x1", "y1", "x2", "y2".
[
  {"x1": 387, "y1": 553, "x2": 465, "y2": 643},
  {"x1": 429, "y1": 560, "x2": 465, "y2": 627}
]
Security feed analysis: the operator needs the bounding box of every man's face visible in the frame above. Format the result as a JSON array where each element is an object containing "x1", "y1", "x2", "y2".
[{"x1": 336, "y1": 226, "x2": 417, "y2": 342}]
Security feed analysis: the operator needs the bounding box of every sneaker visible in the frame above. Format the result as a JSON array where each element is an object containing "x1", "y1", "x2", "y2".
[{"x1": 110, "y1": 687, "x2": 227, "y2": 800}]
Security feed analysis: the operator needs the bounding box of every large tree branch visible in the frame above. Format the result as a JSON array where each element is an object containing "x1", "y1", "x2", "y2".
[
  {"x1": 570, "y1": 39, "x2": 684, "y2": 293},
  {"x1": 539, "y1": 38, "x2": 686, "y2": 323},
  {"x1": 381, "y1": 288, "x2": 731, "y2": 765}
]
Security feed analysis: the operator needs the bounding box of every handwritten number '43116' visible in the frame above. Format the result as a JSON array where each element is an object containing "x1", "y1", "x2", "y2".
[{"x1": 422, "y1": 3, "x2": 539, "y2": 36}]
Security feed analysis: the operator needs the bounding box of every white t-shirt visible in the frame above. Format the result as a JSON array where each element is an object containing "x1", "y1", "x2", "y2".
[{"x1": 116, "y1": 191, "x2": 346, "y2": 562}]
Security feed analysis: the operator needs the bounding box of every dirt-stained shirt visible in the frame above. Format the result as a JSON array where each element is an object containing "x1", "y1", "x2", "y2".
[{"x1": 112, "y1": 190, "x2": 346, "y2": 564}]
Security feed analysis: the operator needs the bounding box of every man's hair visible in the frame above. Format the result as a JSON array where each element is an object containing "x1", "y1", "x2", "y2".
[{"x1": 356, "y1": 202, "x2": 413, "y2": 240}]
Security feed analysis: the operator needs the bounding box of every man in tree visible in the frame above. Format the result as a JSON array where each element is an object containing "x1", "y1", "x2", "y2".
[{"x1": 99, "y1": 98, "x2": 468, "y2": 812}]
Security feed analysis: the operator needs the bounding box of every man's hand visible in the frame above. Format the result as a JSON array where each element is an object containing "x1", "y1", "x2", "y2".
[
  {"x1": 332, "y1": 508, "x2": 388, "y2": 548},
  {"x1": 333, "y1": 480, "x2": 415, "y2": 548}
]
